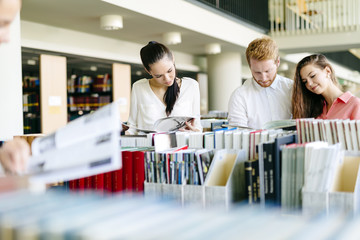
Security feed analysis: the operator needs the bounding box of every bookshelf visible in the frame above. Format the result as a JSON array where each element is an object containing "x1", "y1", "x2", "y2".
[
  {"x1": 67, "y1": 56, "x2": 131, "y2": 122},
  {"x1": 22, "y1": 49, "x2": 132, "y2": 134},
  {"x1": 22, "y1": 51, "x2": 67, "y2": 134},
  {"x1": 22, "y1": 52, "x2": 40, "y2": 134}
]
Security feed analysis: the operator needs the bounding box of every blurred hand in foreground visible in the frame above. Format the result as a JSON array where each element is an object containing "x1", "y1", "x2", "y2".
[{"x1": 0, "y1": 138, "x2": 30, "y2": 174}]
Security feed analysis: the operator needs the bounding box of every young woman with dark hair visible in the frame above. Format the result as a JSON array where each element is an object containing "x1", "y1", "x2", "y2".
[
  {"x1": 127, "y1": 41, "x2": 202, "y2": 134},
  {"x1": 292, "y1": 54, "x2": 360, "y2": 120}
]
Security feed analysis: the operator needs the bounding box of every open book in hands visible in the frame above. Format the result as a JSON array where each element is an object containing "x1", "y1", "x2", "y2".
[{"x1": 127, "y1": 116, "x2": 194, "y2": 133}]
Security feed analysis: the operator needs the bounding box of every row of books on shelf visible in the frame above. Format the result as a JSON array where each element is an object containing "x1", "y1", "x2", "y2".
[
  {"x1": 281, "y1": 142, "x2": 360, "y2": 215},
  {"x1": 23, "y1": 93, "x2": 39, "y2": 113},
  {"x1": 62, "y1": 144, "x2": 244, "y2": 209},
  {"x1": 2, "y1": 190, "x2": 360, "y2": 239},
  {"x1": 67, "y1": 95, "x2": 111, "y2": 112},
  {"x1": 121, "y1": 128, "x2": 292, "y2": 161},
  {"x1": 67, "y1": 74, "x2": 111, "y2": 93},
  {"x1": 22, "y1": 76, "x2": 39, "y2": 88},
  {"x1": 144, "y1": 149, "x2": 214, "y2": 185},
  {"x1": 23, "y1": 113, "x2": 40, "y2": 134},
  {"x1": 64, "y1": 148, "x2": 149, "y2": 194},
  {"x1": 144, "y1": 149, "x2": 246, "y2": 208},
  {"x1": 131, "y1": 130, "x2": 360, "y2": 214},
  {"x1": 296, "y1": 118, "x2": 360, "y2": 151}
]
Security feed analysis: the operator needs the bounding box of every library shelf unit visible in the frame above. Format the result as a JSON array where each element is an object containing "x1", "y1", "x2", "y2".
[
  {"x1": 22, "y1": 48, "x2": 132, "y2": 134},
  {"x1": 22, "y1": 50, "x2": 67, "y2": 134},
  {"x1": 66, "y1": 55, "x2": 131, "y2": 122}
]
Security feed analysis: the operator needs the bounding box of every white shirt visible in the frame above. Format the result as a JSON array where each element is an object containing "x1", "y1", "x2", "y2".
[
  {"x1": 127, "y1": 77, "x2": 202, "y2": 134},
  {"x1": 228, "y1": 74, "x2": 293, "y2": 129}
]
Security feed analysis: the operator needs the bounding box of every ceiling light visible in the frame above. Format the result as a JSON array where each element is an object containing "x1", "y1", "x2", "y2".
[
  {"x1": 163, "y1": 32, "x2": 182, "y2": 45},
  {"x1": 100, "y1": 15, "x2": 123, "y2": 30},
  {"x1": 90, "y1": 66, "x2": 98, "y2": 71},
  {"x1": 205, "y1": 43, "x2": 221, "y2": 55}
]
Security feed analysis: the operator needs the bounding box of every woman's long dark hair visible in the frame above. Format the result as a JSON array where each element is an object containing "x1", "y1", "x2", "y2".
[
  {"x1": 292, "y1": 54, "x2": 339, "y2": 119},
  {"x1": 140, "y1": 41, "x2": 180, "y2": 116}
]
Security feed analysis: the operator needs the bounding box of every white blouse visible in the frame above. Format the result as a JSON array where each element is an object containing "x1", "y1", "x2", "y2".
[{"x1": 127, "y1": 77, "x2": 202, "y2": 134}]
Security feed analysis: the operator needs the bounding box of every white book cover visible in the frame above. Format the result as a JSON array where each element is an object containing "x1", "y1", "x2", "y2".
[
  {"x1": 324, "y1": 120, "x2": 334, "y2": 145},
  {"x1": 215, "y1": 130, "x2": 224, "y2": 149},
  {"x1": 356, "y1": 120, "x2": 360, "y2": 149},
  {"x1": 188, "y1": 132, "x2": 203, "y2": 149},
  {"x1": 232, "y1": 131, "x2": 242, "y2": 149},
  {"x1": 175, "y1": 132, "x2": 189, "y2": 147},
  {"x1": 319, "y1": 121, "x2": 327, "y2": 142},
  {"x1": 312, "y1": 120, "x2": 321, "y2": 142},
  {"x1": 343, "y1": 119, "x2": 353, "y2": 151},
  {"x1": 203, "y1": 132, "x2": 215, "y2": 150},
  {"x1": 336, "y1": 120, "x2": 346, "y2": 150},
  {"x1": 349, "y1": 120, "x2": 359, "y2": 151},
  {"x1": 241, "y1": 131, "x2": 250, "y2": 160},
  {"x1": 330, "y1": 120, "x2": 339, "y2": 144},
  {"x1": 224, "y1": 131, "x2": 233, "y2": 149}
]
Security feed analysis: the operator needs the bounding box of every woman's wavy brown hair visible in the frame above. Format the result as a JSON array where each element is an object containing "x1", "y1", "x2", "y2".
[{"x1": 291, "y1": 54, "x2": 339, "y2": 119}]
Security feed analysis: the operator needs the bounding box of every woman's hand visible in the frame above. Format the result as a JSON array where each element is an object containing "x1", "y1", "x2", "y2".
[
  {"x1": 121, "y1": 123, "x2": 129, "y2": 132},
  {"x1": 0, "y1": 138, "x2": 30, "y2": 174},
  {"x1": 179, "y1": 119, "x2": 200, "y2": 132}
]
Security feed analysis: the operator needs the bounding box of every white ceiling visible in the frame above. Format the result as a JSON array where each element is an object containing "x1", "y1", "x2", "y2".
[{"x1": 20, "y1": 0, "x2": 245, "y2": 56}]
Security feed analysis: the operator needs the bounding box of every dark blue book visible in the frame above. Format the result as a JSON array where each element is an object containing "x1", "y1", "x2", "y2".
[{"x1": 273, "y1": 134, "x2": 297, "y2": 206}]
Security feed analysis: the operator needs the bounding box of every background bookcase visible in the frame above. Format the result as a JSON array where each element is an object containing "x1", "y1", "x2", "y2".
[
  {"x1": 22, "y1": 50, "x2": 67, "y2": 134},
  {"x1": 22, "y1": 48, "x2": 132, "y2": 134},
  {"x1": 66, "y1": 55, "x2": 131, "y2": 122},
  {"x1": 22, "y1": 51, "x2": 40, "y2": 134}
]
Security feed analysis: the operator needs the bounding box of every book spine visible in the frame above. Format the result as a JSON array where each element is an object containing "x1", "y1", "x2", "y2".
[
  {"x1": 104, "y1": 171, "x2": 113, "y2": 193},
  {"x1": 112, "y1": 168, "x2": 123, "y2": 193},
  {"x1": 252, "y1": 159, "x2": 260, "y2": 204},
  {"x1": 85, "y1": 176, "x2": 93, "y2": 190},
  {"x1": 264, "y1": 143, "x2": 276, "y2": 204},
  {"x1": 133, "y1": 151, "x2": 145, "y2": 192},
  {"x1": 93, "y1": 173, "x2": 104, "y2": 194},
  {"x1": 245, "y1": 160, "x2": 253, "y2": 204},
  {"x1": 77, "y1": 178, "x2": 85, "y2": 192},
  {"x1": 122, "y1": 151, "x2": 133, "y2": 192}
]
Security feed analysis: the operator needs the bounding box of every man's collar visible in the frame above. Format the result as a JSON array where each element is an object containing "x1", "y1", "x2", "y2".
[{"x1": 252, "y1": 75, "x2": 279, "y2": 90}]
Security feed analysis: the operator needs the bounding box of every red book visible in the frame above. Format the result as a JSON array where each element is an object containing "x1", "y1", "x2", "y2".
[
  {"x1": 122, "y1": 151, "x2": 133, "y2": 192},
  {"x1": 93, "y1": 173, "x2": 104, "y2": 194},
  {"x1": 133, "y1": 151, "x2": 145, "y2": 192},
  {"x1": 104, "y1": 171, "x2": 113, "y2": 193},
  {"x1": 84, "y1": 176, "x2": 93, "y2": 189},
  {"x1": 78, "y1": 178, "x2": 85, "y2": 192},
  {"x1": 112, "y1": 169, "x2": 123, "y2": 193},
  {"x1": 69, "y1": 180, "x2": 77, "y2": 191}
]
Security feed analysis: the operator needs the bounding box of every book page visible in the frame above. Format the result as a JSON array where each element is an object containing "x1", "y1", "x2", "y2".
[
  {"x1": 154, "y1": 116, "x2": 194, "y2": 132},
  {"x1": 27, "y1": 101, "x2": 122, "y2": 184}
]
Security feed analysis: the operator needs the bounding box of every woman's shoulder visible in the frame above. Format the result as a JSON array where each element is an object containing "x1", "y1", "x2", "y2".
[
  {"x1": 181, "y1": 77, "x2": 199, "y2": 87},
  {"x1": 132, "y1": 78, "x2": 149, "y2": 90}
]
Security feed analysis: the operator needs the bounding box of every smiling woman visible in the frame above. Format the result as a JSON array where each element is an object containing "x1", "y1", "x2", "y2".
[
  {"x1": 0, "y1": 0, "x2": 21, "y2": 44},
  {"x1": 292, "y1": 54, "x2": 360, "y2": 120},
  {"x1": 126, "y1": 41, "x2": 202, "y2": 134}
]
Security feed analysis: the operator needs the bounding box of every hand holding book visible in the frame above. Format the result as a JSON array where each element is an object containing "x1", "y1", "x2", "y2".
[{"x1": 126, "y1": 116, "x2": 196, "y2": 133}]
